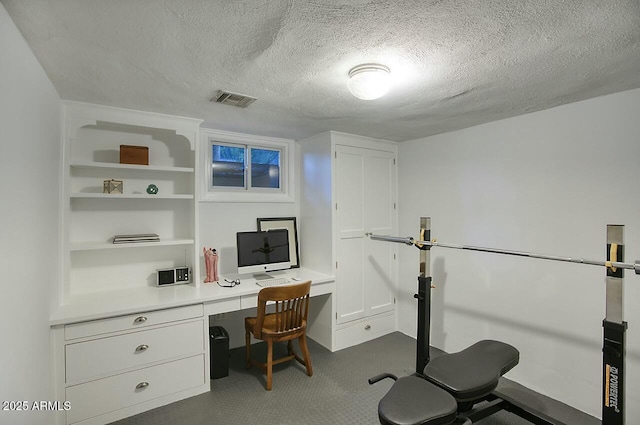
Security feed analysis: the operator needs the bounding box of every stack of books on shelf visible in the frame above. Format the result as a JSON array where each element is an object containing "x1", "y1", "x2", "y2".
[{"x1": 112, "y1": 233, "x2": 160, "y2": 244}]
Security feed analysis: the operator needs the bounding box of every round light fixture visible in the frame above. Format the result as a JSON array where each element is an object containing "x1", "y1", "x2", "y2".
[{"x1": 347, "y1": 64, "x2": 391, "y2": 100}]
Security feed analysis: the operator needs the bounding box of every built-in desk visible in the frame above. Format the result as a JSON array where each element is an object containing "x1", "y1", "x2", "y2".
[
  {"x1": 199, "y1": 269, "x2": 335, "y2": 350},
  {"x1": 200, "y1": 268, "x2": 333, "y2": 313},
  {"x1": 50, "y1": 268, "x2": 334, "y2": 425},
  {"x1": 50, "y1": 268, "x2": 334, "y2": 326}
]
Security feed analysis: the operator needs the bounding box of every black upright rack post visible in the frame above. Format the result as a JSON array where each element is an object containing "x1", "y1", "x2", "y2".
[
  {"x1": 415, "y1": 217, "x2": 431, "y2": 375},
  {"x1": 603, "y1": 225, "x2": 627, "y2": 425}
]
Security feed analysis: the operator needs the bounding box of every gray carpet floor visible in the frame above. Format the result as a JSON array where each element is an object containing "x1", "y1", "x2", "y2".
[{"x1": 110, "y1": 332, "x2": 545, "y2": 425}]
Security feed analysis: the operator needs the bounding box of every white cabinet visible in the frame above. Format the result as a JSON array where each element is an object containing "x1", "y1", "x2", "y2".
[
  {"x1": 299, "y1": 132, "x2": 398, "y2": 350},
  {"x1": 53, "y1": 103, "x2": 208, "y2": 425},
  {"x1": 53, "y1": 304, "x2": 207, "y2": 425},
  {"x1": 335, "y1": 145, "x2": 396, "y2": 323},
  {"x1": 60, "y1": 102, "x2": 202, "y2": 300}
]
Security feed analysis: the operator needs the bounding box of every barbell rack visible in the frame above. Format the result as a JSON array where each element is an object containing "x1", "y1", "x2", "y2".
[{"x1": 369, "y1": 218, "x2": 635, "y2": 425}]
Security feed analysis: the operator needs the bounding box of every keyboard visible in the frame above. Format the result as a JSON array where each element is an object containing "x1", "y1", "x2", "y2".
[{"x1": 255, "y1": 277, "x2": 290, "y2": 287}]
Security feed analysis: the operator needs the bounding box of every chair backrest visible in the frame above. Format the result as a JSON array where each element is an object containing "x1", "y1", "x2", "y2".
[{"x1": 254, "y1": 281, "x2": 311, "y2": 337}]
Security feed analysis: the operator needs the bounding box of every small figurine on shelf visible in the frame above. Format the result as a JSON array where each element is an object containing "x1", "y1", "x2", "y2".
[
  {"x1": 146, "y1": 184, "x2": 158, "y2": 195},
  {"x1": 203, "y1": 247, "x2": 219, "y2": 283},
  {"x1": 103, "y1": 179, "x2": 123, "y2": 194}
]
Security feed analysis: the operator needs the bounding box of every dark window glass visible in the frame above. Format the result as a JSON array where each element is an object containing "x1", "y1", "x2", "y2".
[
  {"x1": 212, "y1": 145, "x2": 245, "y2": 188},
  {"x1": 251, "y1": 148, "x2": 280, "y2": 189}
]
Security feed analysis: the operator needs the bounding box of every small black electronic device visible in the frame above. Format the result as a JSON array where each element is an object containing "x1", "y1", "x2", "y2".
[{"x1": 156, "y1": 267, "x2": 191, "y2": 286}]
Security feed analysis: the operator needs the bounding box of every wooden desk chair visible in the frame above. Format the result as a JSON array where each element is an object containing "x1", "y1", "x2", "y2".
[{"x1": 244, "y1": 281, "x2": 313, "y2": 390}]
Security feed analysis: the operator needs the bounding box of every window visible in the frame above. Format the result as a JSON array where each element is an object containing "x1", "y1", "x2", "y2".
[
  {"x1": 211, "y1": 143, "x2": 282, "y2": 190},
  {"x1": 201, "y1": 129, "x2": 294, "y2": 202}
]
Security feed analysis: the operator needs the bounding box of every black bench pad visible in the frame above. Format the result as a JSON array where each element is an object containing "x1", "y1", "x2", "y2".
[
  {"x1": 378, "y1": 376, "x2": 457, "y2": 425},
  {"x1": 424, "y1": 340, "x2": 519, "y2": 402}
]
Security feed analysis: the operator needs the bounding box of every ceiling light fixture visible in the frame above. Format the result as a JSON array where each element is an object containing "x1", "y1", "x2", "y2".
[{"x1": 347, "y1": 64, "x2": 391, "y2": 100}]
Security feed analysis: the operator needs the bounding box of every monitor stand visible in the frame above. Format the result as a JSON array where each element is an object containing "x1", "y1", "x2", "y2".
[{"x1": 253, "y1": 272, "x2": 273, "y2": 281}]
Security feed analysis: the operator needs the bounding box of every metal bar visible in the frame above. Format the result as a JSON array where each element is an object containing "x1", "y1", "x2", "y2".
[
  {"x1": 463, "y1": 398, "x2": 512, "y2": 424},
  {"x1": 370, "y1": 234, "x2": 414, "y2": 244},
  {"x1": 369, "y1": 234, "x2": 640, "y2": 273}
]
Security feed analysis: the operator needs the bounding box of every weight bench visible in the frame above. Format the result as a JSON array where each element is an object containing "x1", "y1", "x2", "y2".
[{"x1": 369, "y1": 340, "x2": 520, "y2": 425}]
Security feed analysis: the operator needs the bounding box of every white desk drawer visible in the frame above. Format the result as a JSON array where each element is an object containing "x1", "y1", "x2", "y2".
[
  {"x1": 65, "y1": 354, "x2": 205, "y2": 424},
  {"x1": 240, "y1": 295, "x2": 282, "y2": 310},
  {"x1": 66, "y1": 320, "x2": 204, "y2": 383},
  {"x1": 240, "y1": 281, "x2": 320, "y2": 309},
  {"x1": 310, "y1": 281, "x2": 333, "y2": 297},
  {"x1": 240, "y1": 294, "x2": 259, "y2": 309},
  {"x1": 64, "y1": 304, "x2": 203, "y2": 340},
  {"x1": 335, "y1": 313, "x2": 395, "y2": 351},
  {"x1": 203, "y1": 296, "x2": 241, "y2": 316}
]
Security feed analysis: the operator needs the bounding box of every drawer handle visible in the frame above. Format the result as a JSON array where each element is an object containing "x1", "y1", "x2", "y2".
[
  {"x1": 364, "y1": 324, "x2": 371, "y2": 330},
  {"x1": 133, "y1": 316, "x2": 148, "y2": 324},
  {"x1": 136, "y1": 382, "x2": 149, "y2": 390},
  {"x1": 135, "y1": 344, "x2": 149, "y2": 353}
]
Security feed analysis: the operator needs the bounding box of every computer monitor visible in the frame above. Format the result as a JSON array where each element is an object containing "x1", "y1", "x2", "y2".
[{"x1": 236, "y1": 229, "x2": 291, "y2": 278}]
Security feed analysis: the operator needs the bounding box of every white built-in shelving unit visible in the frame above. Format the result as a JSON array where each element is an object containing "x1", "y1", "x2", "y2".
[{"x1": 60, "y1": 101, "x2": 203, "y2": 302}]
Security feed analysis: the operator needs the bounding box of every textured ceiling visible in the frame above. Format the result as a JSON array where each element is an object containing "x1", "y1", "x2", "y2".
[{"x1": 3, "y1": 0, "x2": 640, "y2": 142}]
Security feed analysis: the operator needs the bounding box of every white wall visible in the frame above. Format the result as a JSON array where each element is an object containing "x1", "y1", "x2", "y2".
[
  {"x1": 199, "y1": 183, "x2": 299, "y2": 348},
  {"x1": 199, "y1": 202, "x2": 298, "y2": 276},
  {"x1": 0, "y1": 5, "x2": 61, "y2": 425},
  {"x1": 397, "y1": 88, "x2": 640, "y2": 419}
]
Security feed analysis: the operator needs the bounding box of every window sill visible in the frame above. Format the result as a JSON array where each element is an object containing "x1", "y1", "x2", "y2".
[{"x1": 199, "y1": 192, "x2": 295, "y2": 203}]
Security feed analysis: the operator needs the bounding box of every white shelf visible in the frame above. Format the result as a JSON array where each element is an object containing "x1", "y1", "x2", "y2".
[
  {"x1": 70, "y1": 160, "x2": 194, "y2": 173},
  {"x1": 70, "y1": 239, "x2": 195, "y2": 252},
  {"x1": 70, "y1": 193, "x2": 194, "y2": 199},
  {"x1": 61, "y1": 102, "x2": 202, "y2": 302}
]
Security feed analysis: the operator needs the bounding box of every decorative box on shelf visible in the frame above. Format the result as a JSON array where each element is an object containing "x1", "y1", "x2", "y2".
[
  {"x1": 120, "y1": 145, "x2": 149, "y2": 165},
  {"x1": 103, "y1": 179, "x2": 123, "y2": 194}
]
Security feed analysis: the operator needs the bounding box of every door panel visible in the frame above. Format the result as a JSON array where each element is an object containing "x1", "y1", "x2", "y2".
[
  {"x1": 364, "y1": 150, "x2": 396, "y2": 315},
  {"x1": 336, "y1": 149, "x2": 364, "y2": 236},
  {"x1": 366, "y1": 236, "x2": 396, "y2": 314},
  {"x1": 335, "y1": 145, "x2": 366, "y2": 323},
  {"x1": 336, "y1": 237, "x2": 365, "y2": 323},
  {"x1": 365, "y1": 152, "x2": 394, "y2": 232}
]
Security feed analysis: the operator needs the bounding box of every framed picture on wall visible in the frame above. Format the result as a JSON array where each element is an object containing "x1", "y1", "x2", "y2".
[{"x1": 257, "y1": 217, "x2": 300, "y2": 268}]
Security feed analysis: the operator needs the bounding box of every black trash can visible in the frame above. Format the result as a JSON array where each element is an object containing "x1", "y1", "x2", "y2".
[{"x1": 209, "y1": 326, "x2": 229, "y2": 379}]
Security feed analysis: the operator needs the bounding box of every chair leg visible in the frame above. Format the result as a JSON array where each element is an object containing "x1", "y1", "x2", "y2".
[
  {"x1": 299, "y1": 334, "x2": 313, "y2": 377},
  {"x1": 245, "y1": 329, "x2": 251, "y2": 369},
  {"x1": 266, "y1": 339, "x2": 273, "y2": 390}
]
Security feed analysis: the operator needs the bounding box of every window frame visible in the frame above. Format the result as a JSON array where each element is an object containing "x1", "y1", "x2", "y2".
[{"x1": 200, "y1": 128, "x2": 295, "y2": 203}]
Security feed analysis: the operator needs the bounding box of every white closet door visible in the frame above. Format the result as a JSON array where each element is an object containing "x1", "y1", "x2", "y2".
[
  {"x1": 364, "y1": 150, "x2": 396, "y2": 316},
  {"x1": 336, "y1": 146, "x2": 366, "y2": 323},
  {"x1": 336, "y1": 145, "x2": 396, "y2": 324}
]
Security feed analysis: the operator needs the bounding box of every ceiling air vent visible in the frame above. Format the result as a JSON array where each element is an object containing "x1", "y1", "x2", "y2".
[{"x1": 211, "y1": 90, "x2": 257, "y2": 108}]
